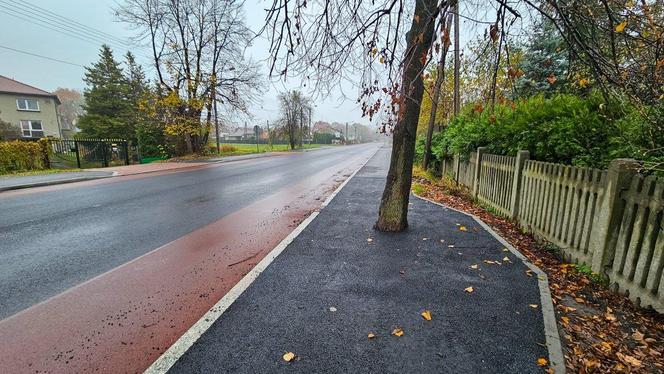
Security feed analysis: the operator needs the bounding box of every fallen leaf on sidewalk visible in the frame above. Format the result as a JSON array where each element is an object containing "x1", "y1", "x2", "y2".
[
  {"x1": 367, "y1": 238, "x2": 373, "y2": 243},
  {"x1": 464, "y1": 286, "x2": 474, "y2": 293},
  {"x1": 529, "y1": 304, "x2": 538, "y2": 309},
  {"x1": 502, "y1": 248, "x2": 509, "y2": 252},
  {"x1": 502, "y1": 256, "x2": 510, "y2": 262},
  {"x1": 525, "y1": 269, "x2": 533, "y2": 277},
  {"x1": 537, "y1": 357, "x2": 548, "y2": 366},
  {"x1": 329, "y1": 307, "x2": 337, "y2": 312},
  {"x1": 459, "y1": 226, "x2": 467, "y2": 232},
  {"x1": 422, "y1": 237, "x2": 428, "y2": 241},
  {"x1": 421, "y1": 310, "x2": 432, "y2": 321},
  {"x1": 283, "y1": 352, "x2": 296, "y2": 362},
  {"x1": 470, "y1": 264, "x2": 479, "y2": 269},
  {"x1": 392, "y1": 327, "x2": 404, "y2": 337},
  {"x1": 448, "y1": 244, "x2": 455, "y2": 248},
  {"x1": 367, "y1": 333, "x2": 376, "y2": 339}
]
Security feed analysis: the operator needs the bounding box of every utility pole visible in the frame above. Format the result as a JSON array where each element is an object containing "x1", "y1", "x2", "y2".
[
  {"x1": 308, "y1": 107, "x2": 312, "y2": 145},
  {"x1": 299, "y1": 107, "x2": 304, "y2": 148},
  {"x1": 267, "y1": 120, "x2": 272, "y2": 150},
  {"x1": 345, "y1": 122, "x2": 349, "y2": 145},
  {"x1": 453, "y1": 0, "x2": 460, "y2": 116},
  {"x1": 214, "y1": 95, "x2": 220, "y2": 154}
]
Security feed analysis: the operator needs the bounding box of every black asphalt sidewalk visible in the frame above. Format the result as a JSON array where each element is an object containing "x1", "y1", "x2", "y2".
[{"x1": 169, "y1": 146, "x2": 551, "y2": 373}]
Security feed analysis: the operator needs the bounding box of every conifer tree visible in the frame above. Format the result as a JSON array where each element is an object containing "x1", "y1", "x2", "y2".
[{"x1": 78, "y1": 45, "x2": 132, "y2": 140}]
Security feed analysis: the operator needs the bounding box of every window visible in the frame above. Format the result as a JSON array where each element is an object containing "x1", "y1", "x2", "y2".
[
  {"x1": 20, "y1": 120, "x2": 44, "y2": 138},
  {"x1": 16, "y1": 98, "x2": 40, "y2": 111}
]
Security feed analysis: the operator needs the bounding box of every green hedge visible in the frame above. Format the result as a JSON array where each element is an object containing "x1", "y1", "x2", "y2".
[
  {"x1": 0, "y1": 139, "x2": 50, "y2": 174},
  {"x1": 417, "y1": 92, "x2": 663, "y2": 170}
]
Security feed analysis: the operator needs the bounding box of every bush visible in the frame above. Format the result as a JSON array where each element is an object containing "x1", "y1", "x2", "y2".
[
  {"x1": 0, "y1": 140, "x2": 49, "y2": 174},
  {"x1": 220, "y1": 145, "x2": 238, "y2": 153},
  {"x1": 418, "y1": 92, "x2": 657, "y2": 169}
]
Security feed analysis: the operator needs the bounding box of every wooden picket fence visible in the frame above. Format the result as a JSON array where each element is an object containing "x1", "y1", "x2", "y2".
[{"x1": 443, "y1": 148, "x2": 664, "y2": 312}]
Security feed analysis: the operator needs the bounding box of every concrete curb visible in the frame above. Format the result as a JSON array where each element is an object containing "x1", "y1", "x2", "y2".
[
  {"x1": 412, "y1": 193, "x2": 566, "y2": 374},
  {"x1": 0, "y1": 175, "x2": 114, "y2": 192},
  {"x1": 143, "y1": 145, "x2": 381, "y2": 374}
]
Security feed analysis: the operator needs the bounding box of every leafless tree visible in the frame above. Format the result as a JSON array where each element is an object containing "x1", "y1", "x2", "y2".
[
  {"x1": 116, "y1": 0, "x2": 261, "y2": 153},
  {"x1": 278, "y1": 90, "x2": 312, "y2": 150}
]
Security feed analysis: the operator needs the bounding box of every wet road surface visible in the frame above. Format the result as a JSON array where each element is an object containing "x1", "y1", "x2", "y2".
[{"x1": 0, "y1": 143, "x2": 380, "y2": 373}]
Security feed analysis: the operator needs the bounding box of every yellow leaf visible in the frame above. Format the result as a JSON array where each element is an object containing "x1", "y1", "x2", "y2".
[
  {"x1": 459, "y1": 226, "x2": 467, "y2": 231},
  {"x1": 621, "y1": 354, "x2": 642, "y2": 367},
  {"x1": 537, "y1": 357, "x2": 548, "y2": 366},
  {"x1": 502, "y1": 256, "x2": 510, "y2": 262},
  {"x1": 392, "y1": 327, "x2": 404, "y2": 337},
  {"x1": 561, "y1": 316, "x2": 570, "y2": 324},
  {"x1": 283, "y1": 352, "x2": 296, "y2": 362},
  {"x1": 615, "y1": 20, "x2": 627, "y2": 33},
  {"x1": 470, "y1": 264, "x2": 479, "y2": 270},
  {"x1": 367, "y1": 332, "x2": 376, "y2": 339},
  {"x1": 464, "y1": 286, "x2": 474, "y2": 293},
  {"x1": 529, "y1": 304, "x2": 538, "y2": 309},
  {"x1": 525, "y1": 269, "x2": 533, "y2": 277},
  {"x1": 421, "y1": 310, "x2": 432, "y2": 321}
]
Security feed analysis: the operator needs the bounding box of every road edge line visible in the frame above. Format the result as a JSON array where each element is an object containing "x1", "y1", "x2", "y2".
[
  {"x1": 411, "y1": 193, "x2": 566, "y2": 374},
  {"x1": 144, "y1": 145, "x2": 381, "y2": 374}
]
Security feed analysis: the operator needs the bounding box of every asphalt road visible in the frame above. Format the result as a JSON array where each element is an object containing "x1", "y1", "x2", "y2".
[{"x1": 0, "y1": 144, "x2": 379, "y2": 320}]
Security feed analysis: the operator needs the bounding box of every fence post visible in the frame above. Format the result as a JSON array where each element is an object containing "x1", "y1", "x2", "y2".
[
  {"x1": 124, "y1": 141, "x2": 130, "y2": 165},
  {"x1": 454, "y1": 154, "x2": 460, "y2": 184},
  {"x1": 74, "y1": 140, "x2": 81, "y2": 169},
  {"x1": 589, "y1": 158, "x2": 639, "y2": 274},
  {"x1": 472, "y1": 147, "x2": 486, "y2": 199},
  {"x1": 509, "y1": 150, "x2": 530, "y2": 219}
]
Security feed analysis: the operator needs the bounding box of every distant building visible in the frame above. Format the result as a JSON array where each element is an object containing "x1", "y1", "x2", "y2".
[{"x1": 0, "y1": 75, "x2": 61, "y2": 138}]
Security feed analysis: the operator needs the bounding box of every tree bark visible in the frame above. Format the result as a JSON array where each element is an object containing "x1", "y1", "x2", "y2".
[
  {"x1": 375, "y1": 0, "x2": 440, "y2": 232},
  {"x1": 423, "y1": 13, "x2": 453, "y2": 171}
]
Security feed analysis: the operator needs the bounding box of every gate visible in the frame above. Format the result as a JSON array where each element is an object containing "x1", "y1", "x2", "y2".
[{"x1": 49, "y1": 139, "x2": 129, "y2": 168}]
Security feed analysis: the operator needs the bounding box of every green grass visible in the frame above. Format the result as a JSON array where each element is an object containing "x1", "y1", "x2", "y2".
[
  {"x1": 209, "y1": 143, "x2": 322, "y2": 156},
  {"x1": 1, "y1": 168, "x2": 83, "y2": 177}
]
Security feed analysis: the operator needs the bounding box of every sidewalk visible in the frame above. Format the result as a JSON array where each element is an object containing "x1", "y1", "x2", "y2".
[
  {"x1": 157, "y1": 146, "x2": 562, "y2": 373},
  {"x1": 0, "y1": 170, "x2": 113, "y2": 191}
]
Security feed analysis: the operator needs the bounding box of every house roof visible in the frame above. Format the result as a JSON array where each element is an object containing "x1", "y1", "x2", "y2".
[{"x1": 0, "y1": 75, "x2": 60, "y2": 103}]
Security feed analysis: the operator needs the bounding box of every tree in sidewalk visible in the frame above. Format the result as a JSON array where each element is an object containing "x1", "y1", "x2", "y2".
[
  {"x1": 262, "y1": 0, "x2": 447, "y2": 231},
  {"x1": 78, "y1": 45, "x2": 133, "y2": 140},
  {"x1": 422, "y1": 8, "x2": 453, "y2": 170},
  {"x1": 278, "y1": 90, "x2": 312, "y2": 150}
]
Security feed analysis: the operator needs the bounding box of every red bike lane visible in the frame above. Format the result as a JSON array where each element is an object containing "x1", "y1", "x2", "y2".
[{"x1": 0, "y1": 147, "x2": 376, "y2": 373}]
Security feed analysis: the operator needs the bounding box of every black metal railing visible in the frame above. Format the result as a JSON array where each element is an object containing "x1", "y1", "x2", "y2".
[{"x1": 49, "y1": 138, "x2": 129, "y2": 169}]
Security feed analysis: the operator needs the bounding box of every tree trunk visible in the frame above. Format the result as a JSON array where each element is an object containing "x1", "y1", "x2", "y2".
[
  {"x1": 375, "y1": 0, "x2": 440, "y2": 232},
  {"x1": 423, "y1": 13, "x2": 453, "y2": 171}
]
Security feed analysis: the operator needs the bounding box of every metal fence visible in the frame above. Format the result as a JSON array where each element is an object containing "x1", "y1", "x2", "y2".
[
  {"x1": 49, "y1": 138, "x2": 129, "y2": 169},
  {"x1": 443, "y1": 149, "x2": 663, "y2": 312}
]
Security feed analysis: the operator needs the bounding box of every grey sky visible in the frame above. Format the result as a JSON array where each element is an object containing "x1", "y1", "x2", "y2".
[{"x1": 0, "y1": 1, "x2": 493, "y2": 128}]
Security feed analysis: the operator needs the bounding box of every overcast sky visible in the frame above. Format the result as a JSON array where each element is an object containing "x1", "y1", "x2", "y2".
[{"x1": 0, "y1": 1, "x2": 490, "y2": 128}]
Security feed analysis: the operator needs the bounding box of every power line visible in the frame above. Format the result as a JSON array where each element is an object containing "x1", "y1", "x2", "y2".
[
  {"x1": 0, "y1": 44, "x2": 85, "y2": 68},
  {"x1": 0, "y1": 2, "x2": 152, "y2": 60},
  {"x1": 13, "y1": 0, "x2": 149, "y2": 51}
]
